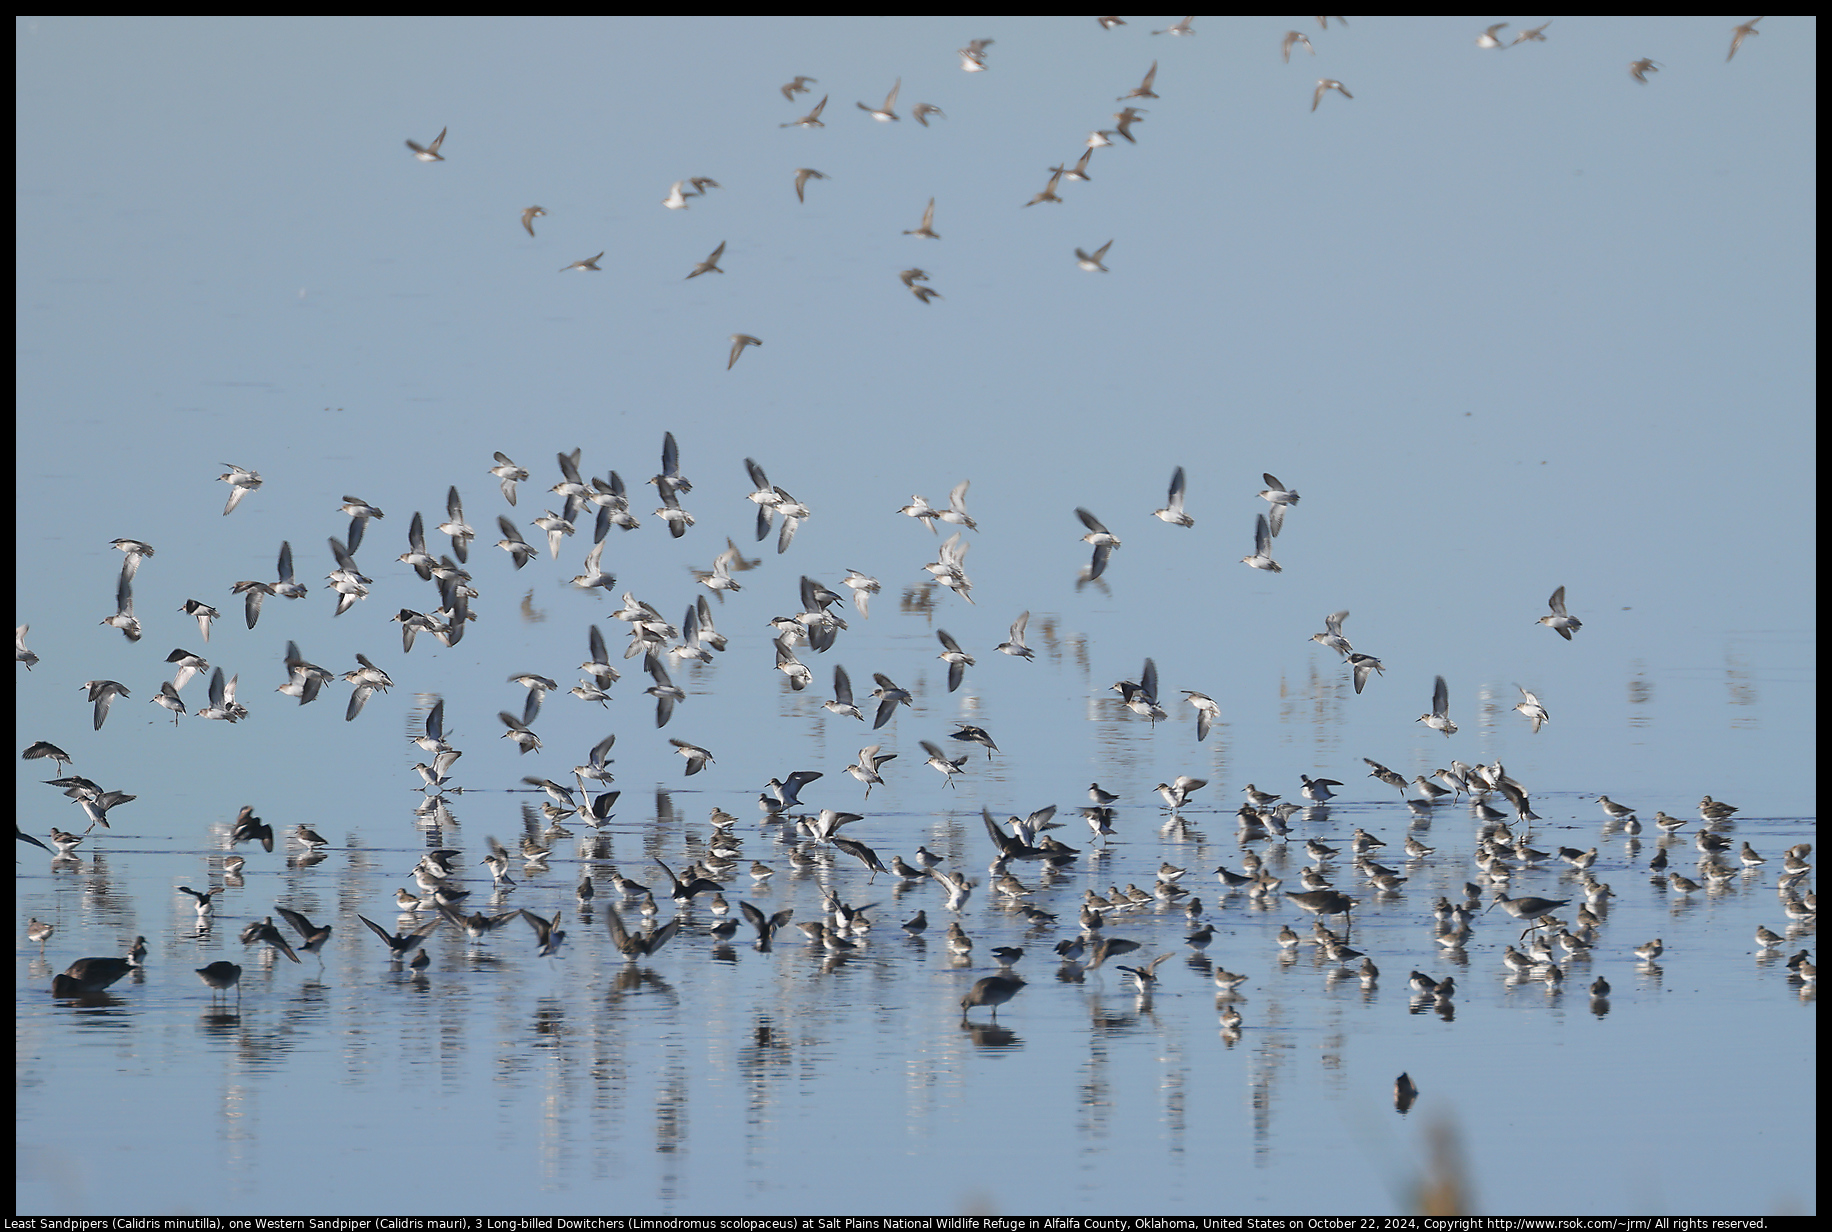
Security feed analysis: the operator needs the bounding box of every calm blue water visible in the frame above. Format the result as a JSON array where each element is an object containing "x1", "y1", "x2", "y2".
[{"x1": 16, "y1": 15, "x2": 1815, "y2": 1217}]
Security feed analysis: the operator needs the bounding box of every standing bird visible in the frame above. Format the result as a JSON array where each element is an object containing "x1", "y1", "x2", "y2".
[{"x1": 960, "y1": 974, "x2": 1025, "y2": 1021}]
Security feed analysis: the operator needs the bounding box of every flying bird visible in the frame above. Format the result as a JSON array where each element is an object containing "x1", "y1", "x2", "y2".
[
  {"x1": 686, "y1": 241, "x2": 726, "y2": 279},
  {"x1": 793, "y1": 167, "x2": 828, "y2": 202},
  {"x1": 728, "y1": 334, "x2": 762, "y2": 370},
  {"x1": 857, "y1": 78, "x2": 901, "y2": 122},
  {"x1": 1076, "y1": 508, "x2": 1121, "y2": 579},
  {"x1": 1312, "y1": 79, "x2": 1353, "y2": 111},
  {"x1": 405, "y1": 127, "x2": 446, "y2": 161}
]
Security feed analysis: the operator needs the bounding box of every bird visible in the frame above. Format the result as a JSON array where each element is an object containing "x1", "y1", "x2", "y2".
[
  {"x1": 949, "y1": 725, "x2": 998, "y2": 760},
  {"x1": 1156, "y1": 776, "x2": 1207, "y2": 811},
  {"x1": 1418, "y1": 675, "x2": 1457, "y2": 737},
  {"x1": 1241, "y1": 513, "x2": 1280, "y2": 572},
  {"x1": 686, "y1": 241, "x2": 725, "y2": 279},
  {"x1": 844, "y1": 744, "x2": 897, "y2": 799},
  {"x1": 1118, "y1": 61, "x2": 1158, "y2": 101},
  {"x1": 1537, "y1": 586, "x2": 1583, "y2": 639},
  {"x1": 780, "y1": 75, "x2": 816, "y2": 101},
  {"x1": 1514, "y1": 686, "x2": 1550, "y2": 733},
  {"x1": 960, "y1": 974, "x2": 1024, "y2": 1021},
  {"x1": 1153, "y1": 17, "x2": 1196, "y2": 36},
  {"x1": 792, "y1": 167, "x2": 828, "y2": 202},
  {"x1": 995, "y1": 610, "x2": 1034, "y2": 659},
  {"x1": 520, "y1": 205, "x2": 545, "y2": 236},
  {"x1": 662, "y1": 180, "x2": 691, "y2": 209},
  {"x1": 1076, "y1": 508, "x2": 1121, "y2": 579},
  {"x1": 275, "y1": 906, "x2": 334, "y2": 960},
  {"x1": 903, "y1": 198, "x2": 940, "y2": 240},
  {"x1": 1630, "y1": 59, "x2": 1662, "y2": 83},
  {"x1": 1023, "y1": 169, "x2": 1065, "y2": 207},
  {"x1": 218, "y1": 464, "x2": 261, "y2": 515},
  {"x1": 80, "y1": 679, "x2": 131, "y2": 731},
  {"x1": 1258, "y1": 473, "x2": 1301, "y2": 533},
  {"x1": 1347, "y1": 653, "x2": 1384, "y2": 695},
  {"x1": 240, "y1": 917, "x2": 300, "y2": 964},
  {"x1": 194, "y1": 961, "x2": 242, "y2": 1003},
  {"x1": 669, "y1": 739, "x2": 715, "y2": 776},
  {"x1": 1152, "y1": 466, "x2": 1192, "y2": 525},
  {"x1": 781, "y1": 96, "x2": 828, "y2": 129},
  {"x1": 936, "y1": 629, "x2": 974, "y2": 692},
  {"x1": 1312, "y1": 79, "x2": 1352, "y2": 111},
  {"x1": 405, "y1": 126, "x2": 446, "y2": 161},
  {"x1": 1728, "y1": 17, "x2": 1762, "y2": 61},
  {"x1": 912, "y1": 103, "x2": 946, "y2": 127},
  {"x1": 857, "y1": 78, "x2": 900, "y2": 122},
  {"x1": 958, "y1": 38, "x2": 993, "y2": 71},
  {"x1": 559, "y1": 252, "x2": 603, "y2": 273},
  {"x1": 728, "y1": 335, "x2": 762, "y2": 370},
  {"x1": 1476, "y1": 22, "x2": 1509, "y2": 49},
  {"x1": 1513, "y1": 20, "x2": 1552, "y2": 44},
  {"x1": 520, "y1": 908, "x2": 566, "y2": 958},
  {"x1": 357, "y1": 915, "x2": 441, "y2": 962},
  {"x1": 605, "y1": 905, "x2": 681, "y2": 960},
  {"x1": 1182, "y1": 692, "x2": 1220, "y2": 742},
  {"x1": 1075, "y1": 240, "x2": 1113, "y2": 273},
  {"x1": 53, "y1": 957, "x2": 135, "y2": 997},
  {"x1": 28, "y1": 918, "x2": 55, "y2": 951},
  {"x1": 1282, "y1": 30, "x2": 1314, "y2": 61}
]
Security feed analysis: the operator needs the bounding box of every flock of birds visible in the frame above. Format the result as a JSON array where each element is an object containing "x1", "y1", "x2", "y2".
[
  {"x1": 21, "y1": 19, "x2": 1809, "y2": 1037},
  {"x1": 390, "y1": 16, "x2": 1768, "y2": 367},
  {"x1": 19, "y1": 427, "x2": 1817, "y2": 1022}
]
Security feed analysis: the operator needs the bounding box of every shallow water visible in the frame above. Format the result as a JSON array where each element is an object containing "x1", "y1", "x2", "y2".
[{"x1": 16, "y1": 15, "x2": 1815, "y2": 1218}]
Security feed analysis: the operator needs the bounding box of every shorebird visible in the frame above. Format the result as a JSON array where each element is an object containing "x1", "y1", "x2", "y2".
[
  {"x1": 728, "y1": 334, "x2": 762, "y2": 370},
  {"x1": 857, "y1": 79, "x2": 902, "y2": 122},
  {"x1": 1152, "y1": 16, "x2": 1195, "y2": 36},
  {"x1": 560, "y1": 252, "x2": 603, "y2": 273},
  {"x1": 1286, "y1": 890, "x2": 1358, "y2": 935},
  {"x1": 781, "y1": 75, "x2": 816, "y2": 100},
  {"x1": 1727, "y1": 16, "x2": 1761, "y2": 61},
  {"x1": 960, "y1": 974, "x2": 1024, "y2": 1021},
  {"x1": 1418, "y1": 675, "x2": 1457, "y2": 737},
  {"x1": 1152, "y1": 466, "x2": 1193, "y2": 525},
  {"x1": 1476, "y1": 22, "x2": 1509, "y2": 48},
  {"x1": 1075, "y1": 240, "x2": 1113, "y2": 272},
  {"x1": 1629, "y1": 58, "x2": 1661, "y2": 83},
  {"x1": 903, "y1": 198, "x2": 940, "y2": 239},
  {"x1": 194, "y1": 961, "x2": 242, "y2": 1003},
  {"x1": 1537, "y1": 586, "x2": 1582, "y2": 639},
  {"x1": 520, "y1": 206, "x2": 545, "y2": 236},
  {"x1": 218, "y1": 464, "x2": 261, "y2": 515},
  {"x1": 1182, "y1": 691, "x2": 1220, "y2": 742},
  {"x1": 1076, "y1": 508, "x2": 1121, "y2": 579},
  {"x1": 1118, "y1": 61, "x2": 1158, "y2": 101},
  {"x1": 1241, "y1": 513, "x2": 1280, "y2": 572},
  {"x1": 792, "y1": 167, "x2": 828, "y2": 201},
  {"x1": 406, "y1": 126, "x2": 446, "y2": 161},
  {"x1": 685, "y1": 241, "x2": 725, "y2": 280},
  {"x1": 782, "y1": 96, "x2": 828, "y2": 129},
  {"x1": 958, "y1": 38, "x2": 993, "y2": 71},
  {"x1": 53, "y1": 957, "x2": 136, "y2": 996},
  {"x1": 1513, "y1": 20, "x2": 1552, "y2": 44},
  {"x1": 1312, "y1": 79, "x2": 1352, "y2": 111},
  {"x1": 1282, "y1": 30, "x2": 1314, "y2": 61}
]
